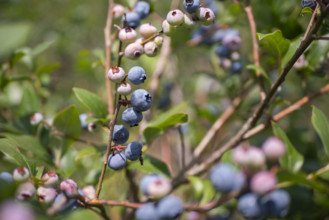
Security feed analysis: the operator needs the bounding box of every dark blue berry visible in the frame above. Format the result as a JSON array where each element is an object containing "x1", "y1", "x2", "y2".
[
  {"x1": 135, "y1": 203, "x2": 159, "y2": 220},
  {"x1": 128, "y1": 66, "x2": 147, "y2": 85},
  {"x1": 112, "y1": 125, "x2": 129, "y2": 144},
  {"x1": 0, "y1": 172, "x2": 13, "y2": 183},
  {"x1": 122, "y1": 107, "x2": 143, "y2": 127},
  {"x1": 238, "y1": 193, "x2": 265, "y2": 220},
  {"x1": 135, "y1": 1, "x2": 150, "y2": 19},
  {"x1": 157, "y1": 196, "x2": 183, "y2": 220},
  {"x1": 301, "y1": 0, "x2": 317, "y2": 9},
  {"x1": 125, "y1": 142, "x2": 143, "y2": 161},
  {"x1": 209, "y1": 163, "x2": 236, "y2": 194},
  {"x1": 261, "y1": 189, "x2": 290, "y2": 218},
  {"x1": 53, "y1": 193, "x2": 77, "y2": 213},
  {"x1": 230, "y1": 61, "x2": 243, "y2": 73},
  {"x1": 131, "y1": 89, "x2": 152, "y2": 112},
  {"x1": 107, "y1": 151, "x2": 127, "y2": 170},
  {"x1": 215, "y1": 45, "x2": 230, "y2": 58},
  {"x1": 183, "y1": 0, "x2": 200, "y2": 14},
  {"x1": 123, "y1": 12, "x2": 141, "y2": 29}
]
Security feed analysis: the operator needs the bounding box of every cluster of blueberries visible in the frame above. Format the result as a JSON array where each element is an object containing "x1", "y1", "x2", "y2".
[
  {"x1": 0, "y1": 168, "x2": 96, "y2": 218},
  {"x1": 107, "y1": 65, "x2": 153, "y2": 171},
  {"x1": 209, "y1": 137, "x2": 290, "y2": 219}
]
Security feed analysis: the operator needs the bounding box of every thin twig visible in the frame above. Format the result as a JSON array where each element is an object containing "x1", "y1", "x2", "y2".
[
  {"x1": 302, "y1": 4, "x2": 319, "y2": 42},
  {"x1": 141, "y1": 31, "x2": 164, "y2": 46},
  {"x1": 243, "y1": 83, "x2": 329, "y2": 139},
  {"x1": 177, "y1": 125, "x2": 186, "y2": 169},
  {"x1": 313, "y1": 35, "x2": 329, "y2": 40}
]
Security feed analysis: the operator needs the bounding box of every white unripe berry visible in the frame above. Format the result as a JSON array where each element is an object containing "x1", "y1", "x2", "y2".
[
  {"x1": 30, "y1": 113, "x2": 43, "y2": 125},
  {"x1": 37, "y1": 187, "x2": 57, "y2": 204},
  {"x1": 16, "y1": 182, "x2": 36, "y2": 201},
  {"x1": 183, "y1": 14, "x2": 196, "y2": 28},
  {"x1": 107, "y1": 66, "x2": 126, "y2": 83},
  {"x1": 124, "y1": 42, "x2": 144, "y2": 59},
  {"x1": 139, "y1": 23, "x2": 158, "y2": 38},
  {"x1": 117, "y1": 82, "x2": 132, "y2": 95},
  {"x1": 112, "y1": 4, "x2": 125, "y2": 19},
  {"x1": 147, "y1": 177, "x2": 172, "y2": 199},
  {"x1": 13, "y1": 166, "x2": 30, "y2": 182},
  {"x1": 119, "y1": 28, "x2": 137, "y2": 43},
  {"x1": 154, "y1": 36, "x2": 164, "y2": 46},
  {"x1": 82, "y1": 185, "x2": 96, "y2": 200},
  {"x1": 166, "y1": 10, "x2": 185, "y2": 26},
  {"x1": 144, "y1": 41, "x2": 158, "y2": 57},
  {"x1": 162, "y1": 20, "x2": 176, "y2": 36},
  {"x1": 197, "y1": 7, "x2": 215, "y2": 26}
]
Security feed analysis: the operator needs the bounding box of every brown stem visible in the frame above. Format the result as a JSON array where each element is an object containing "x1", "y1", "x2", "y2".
[
  {"x1": 177, "y1": 125, "x2": 186, "y2": 169},
  {"x1": 95, "y1": 102, "x2": 121, "y2": 198},
  {"x1": 104, "y1": 0, "x2": 115, "y2": 114},
  {"x1": 302, "y1": 4, "x2": 319, "y2": 42},
  {"x1": 313, "y1": 35, "x2": 329, "y2": 40},
  {"x1": 141, "y1": 31, "x2": 164, "y2": 46}
]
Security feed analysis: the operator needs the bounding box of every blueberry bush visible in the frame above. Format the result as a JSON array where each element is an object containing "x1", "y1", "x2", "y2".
[{"x1": 1, "y1": 0, "x2": 329, "y2": 219}]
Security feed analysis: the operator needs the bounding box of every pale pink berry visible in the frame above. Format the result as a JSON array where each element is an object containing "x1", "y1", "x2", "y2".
[
  {"x1": 135, "y1": 38, "x2": 144, "y2": 44},
  {"x1": 262, "y1": 137, "x2": 286, "y2": 161},
  {"x1": 16, "y1": 182, "x2": 36, "y2": 201},
  {"x1": 0, "y1": 200, "x2": 35, "y2": 220},
  {"x1": 37, "y1": 187, "x2": 57, "y2": 204},
  {"x1": 82, "y1": 185, "x2": 96, "y2": 200},
  {"x1": 250, "y1": 171, "x2": 277, "y2": 195},
  {"x1": 42, "y1": 171, "x2": 59, "y2": 186},
  {"x1": 13, "y1": 166, "x2": 30, "y2": 182},
  {"x1": 154, "y1": 36, "x2": 164, "y2": 46},
  {"x1": 166, "y1": 10, "x2": 185, "y2": 26},
  {"x1": 197, "y1": 7, "x2": 215, "y2": 26},
  {"x1": 294, "y1": 54, "x2": 307, "y2": 69},
  {"x1": 232, "y1": 146, "x2": 248, "y2": 165},
  {"x1": 183, "y1": 14, "x2": 196, "y2": 27},
  {"x1": 139, "y1": 23, "x2": 158, "y2": 38},
  {"x1": 244, "y1": 147, "x2": 266, "y2": 173},
  {"x1": 124, "y1": 42, "x2": 144, "y2": 59},
  {"x1": 107, "y1": 66, "x2": 126, "y2": 83},
  {"x1": 219, "y1": 58, "x2": 232, "y2": 69},
  {"x1": 60, "y1": 179, "x2": 77, "y2": 193},
  {"x1": 119, "y1": 28, "x2": 137, "y2": 43},
  {"x1": 112, "y1": 4, "x2": 125, "y2": 19},
  {"x1": 147, "y1": 177, "x2": 172, "y2": 199},
  {"x1": 30, "y1": 113, "x2": 43, "y2": 125},
  {"x1": 117, "y1": 82, "x2": 132, "y2": 95},
  {"x1": 222, "y1": 34, "x2": 241, "y2": 51},
  {"x1": 162, "y1": 20, "x2": 176, "y2": 36},
  {"x1": 144, "y1": 41, "x2": 158, "y2": 57},
  {"x1": 231, "y1": 52, "x2": 240, "y2": 61}
]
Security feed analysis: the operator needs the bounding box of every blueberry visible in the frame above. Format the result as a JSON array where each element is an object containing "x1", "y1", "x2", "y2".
[
  {"x1": 13, "y1": 166, "x2": 30, "y2": 182},
  {"x1": 123, "y1": 12, "x2": 141, "y2": 29},
  {"x1": 125, "y1": 42, "x2": 144, "y2": 59},
  {"x1": 131, "y1": 89, "x2": 152, "y2": 112},
  {"x1": 183, "y1": 0, "x2": 200, "y2": 14},
  {"x1": 128, "y1": 66, "x2": 147, "y2": 85},
  {"x1": 222, "y1": 34, "x2": 241, "y2": 51},
  {"x1": 122, "y1": 107, "x2": 143, "y2": 127},
  {"x1": 238, "y1": 193, "x2": 265, "y2": 220},
  {"x1": 166, "y1": 10, "x2": 185, "y2": 26},
  {"x1": 0, "y1": 172, "x2": 13, "y2": 183},
  {"x1": 301, "y1": 0, "x2": 317, "y2": 9},
  {"x1": 107, "y1": 151, "x2": 127, "y2": 170},
  {"x1": 135, "y1": 203, "x2": 159, "y2": 220},
  {"x1": 16, "y1": 182, "x2": 36, "y2": 201},
  {"x1": 250, "y1": 171, "x2": 277, "y2": 195},
  {"x1": 197, "y1": 7, "x2": 216, "y2": 26},
  {"x1": 125, "y1": 141, "x2": 143, "y2": 161},
  {"x1": 157, "y1": 196, "x2": 183, "y2": 220},
  {"x1": 140, "y1": 174, "x2": 160, "y2": 196},
  {"x1": 215, "y1": 45, "x2": 230, "y2": 58},
  {"x1": 36, "y1": 186, "x2": 57, "y2": 204},
  {"x1": 144, "y1": 41, "x2": 159, "y2": 57},
  {"x1": 53, "y1": 193, "x2": 77, "y2": 213},
  {"x1": 135, "y1": 1, "x2": 150, "y2": 19},
  {"x1": 261, "y1": 137, "x2": 286, "y2": 161},
  {"x1": 261, "y1": 189, "x2": 290, "y2": 218},
  {"x1": 112, "y1": 125, "x2": 129, "y2": 144},
  {"x1": 232, "y1": 172, "x2": 246, "y2": 193},
  {"x1": 230, "y1": 61, "x2": 243, "y2": 73},
  {"x1": 209, "y1": 163, "x2": 236, "y2": 193},
  {"x1": 139, "y1": 23, "x2": 158, "y2": 38}
]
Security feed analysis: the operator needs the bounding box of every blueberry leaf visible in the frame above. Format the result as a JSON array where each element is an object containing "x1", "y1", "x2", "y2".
[
  {"x1": 311, "y1": 106, "x2": 329, "y2": 155},
  {"x1": 246, "y1": 64, "x2": 272, "y2": 85},
  {"x1": 73, "y1": 87, "x2": 108, "y2": 119},
  {"x1": 272, "y1": 122, "x2": 304, "y2": 173}
]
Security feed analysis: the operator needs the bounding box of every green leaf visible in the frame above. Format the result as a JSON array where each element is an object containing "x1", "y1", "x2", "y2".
[
  {"x1": 144, "y1": 103, "x2": 188, "y2": 143},
  {"x1": 37, "y1": 63, "x2": 60, "y2": 75},
  {"x1": 31, "y1": 40, "x2": 55, "y2": 57},
  {"x1": 200, "y1": 180, "x2": 216, "y2": 204},
  {"x1": 187, "y1": 176, "x2": 216, "y2": 204},
  {"x1": 18, "y1": 84, "x2": 41, "y2": 116},
  {"x1": 311, "y1": 106, "x2": 329, "y2": 155},
  {"x1": 281, "y1": 38, "x2": 301, "y2": 68},
  {"x1": 187, "y1": 176, "x2": 205, "y2": 200},
  {"x1": 301, "y1": 7, "x2": 314, "y2": 16},
  {"x1": 246, "y1": 64, "x2": 272, "y2": 85},
  {"x1": 127, "y1": 156, "x2": 171, "y2": 178},
  {"x1": 53, "y1": 105, "x2": 81, "y2": 139},
  {"x1": 272, "y1": 122, "x2": 304, "y2": 173},
  {"x1": 75, "y1": 147, "x2": 98, "y2": 162},
  {"x1": 307, "y1": 40, "x2": 329, "y2": 67},
  {"x1": 257, "y1": 30, "x2": 290, "y2": 62},
  {"x1": 73, "y1": 88, "x2": 107, "y2": 119},
  {"x1": 10, "y1": 51, "x2": 26, "y2": 67}
]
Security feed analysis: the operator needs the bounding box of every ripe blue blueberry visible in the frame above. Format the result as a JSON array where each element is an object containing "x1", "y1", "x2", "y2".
[
  {"x1": 301, "y1": 0, "x2": 317, "y2": 9},
  {"x1": 135, "y1": 203, "x2": 159, "y2": 220},
  {"x1": 157, "y1": 196, "x2": 183, "y2": 220},
  {"x1": 135, "y1": 1, "x2": 150, "y2": 19},
  {"x1": 209, "y1": 163, "x2": 236, "y2": 194},
  {"x1": 261, "y1": 189, "x2": 290, "y2": 218},
  {"x1": 125, "y1": 141, "x2": 143, "y2": 161},
  {"x1": 112, "y1": 125, "x2": 129, "y2": 144},
  {"x1": 238, "y1": 193, "x2": 265, "y2": 220},
  {"x1": 128, "y1": 66, "x2": 147, "y2": 85},
  {"x1": 232, "y1": 172, "x2": 247, "y2": 193},
  {"x1": 0, "y1": 172, "x2": 13, "y2": 183},
  {"x1": 53, "y1": 193, "x2": 77, "y2": 213},
  {"x1": 131, "y1": 89, "x2": 152, "y2": 112},
  {"x1": 183, "y1": 0, "x2": 200, "y2": 14},
  {"x1": 122, "y1": 107, "x2": 143, "y2": 127},
  {"x1": 230, "y1": 61, "x2": 243, "y2": 73},
  {"x1": 215, "y1": 45, "x2": 230, "y2": 58},
  {"x1": 123, "y1": 12, "x2": 141, "y2": 29},
  {"x1": 107, "y1": 151, "x2": 127, "y2": 170}
]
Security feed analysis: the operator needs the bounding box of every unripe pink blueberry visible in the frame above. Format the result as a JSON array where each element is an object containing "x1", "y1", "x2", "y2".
[
  {"x1": 60, "y1": 179, "x2": 78, "y2": 193},
  {"x1": 37, "y1": 186, "x2": 57, "y2": 204},
  {"x1": 166, "y1": 10, "x2": 185, "y2": 26},
  {"x1": 108, "y1": 66, "x2": 126, "y2": 83},
  {"x1": 197, "y1": 7, "x2": 215, "y2": 26},
  {"x1": 219, "y1": 58, "x2": 232, "y2": 69},
  {"x1": 119, "y1": 28, "x2": 137, "y2": 43},
  {"x1": 231, "y1": 52, "x2": 240, "y2": 61},
  {"x1": 112, "y1": 4, "x2": 125, "y2": 19},
  {"x1": 16, "y1": 182, "x2": 36, "y2": 201},
  {"x1": 154, "y1": 36, "x2": 164, "y2": 46},
  {"x1": 250, "y1": 171, "x2": 277, "y2": 195},
  {"x1": 144, "y1": 41, "x2": 158, "y2": 57},
  {"x1": 0, "y1": 200, "x2": 35, "y2": 220},
  {"x1": 30, "y1": 113, "x2": 43, "y2": 125},
  {"x1": 13, "y1": 166, "x2": 30, "y2": 182},
  {"x1": 262, "y1": 137, "x2": 286, "y2": 161},
  {"x1": 124, "y1": 42, "x2": 144, "y2": 59},
  {"x1": 162, "y1": 20, "x2": 176, "y2": 36},
  {"x1": 232, "y1": 146, "x2": 266, "y2": 173},
  {"x1": 82, "y1": 185, "x2": 96, "y2": 200},
  {"x1": 42, "y1": 171, "x2": 59, "y2": 186},
  {"x1": 222, "y1": 34, "x2": 241, "y2": 51},
  {"x1": 139, "y1": 23, "x2": 157, "y2": 38},
  {"x1": 117, "y1": 82, "x2": 132, "y2": 95},
  {"x1": 147, "y1": 177, "x2": 172, "y2": 199},
  {"x1": 183, "y1": 14, "x2": 196, "y2": 28}
]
